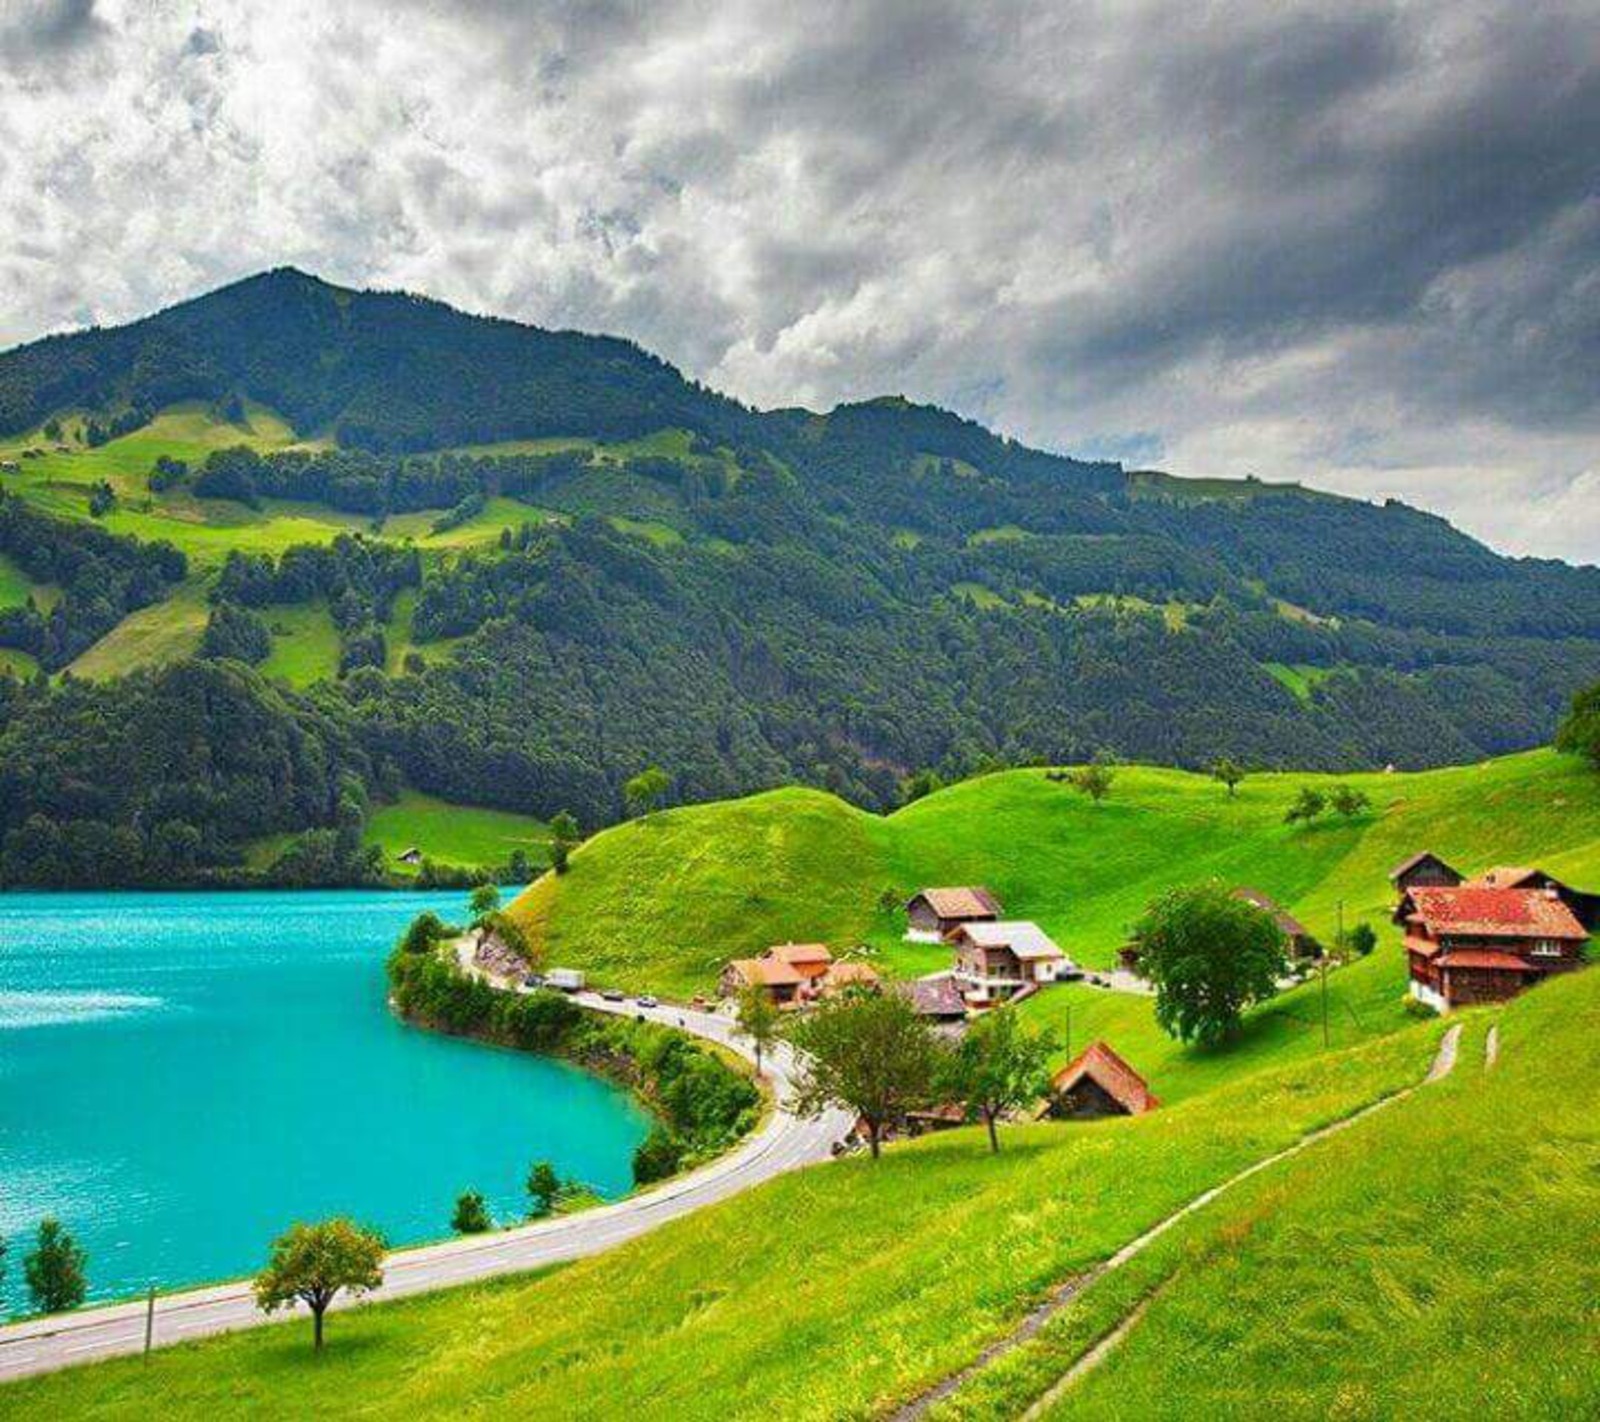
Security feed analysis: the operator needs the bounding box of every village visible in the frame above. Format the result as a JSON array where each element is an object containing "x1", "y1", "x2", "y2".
[{"x1": 687, "y1": 854, "x2": 1598, "y2": 1136}]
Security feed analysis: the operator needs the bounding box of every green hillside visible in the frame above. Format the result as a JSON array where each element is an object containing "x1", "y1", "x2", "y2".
[
  {"x1": 12, "y1": 961, "x2": 1598, "y2": 1419},
  {"x1": 509, "y1": 748, "x2": 1600, "y2": 998}
]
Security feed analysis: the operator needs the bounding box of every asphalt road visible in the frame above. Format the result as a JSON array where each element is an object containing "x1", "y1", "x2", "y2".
[{"x1": 0, "y1": 991, "x2": 852, "y2": 1383}]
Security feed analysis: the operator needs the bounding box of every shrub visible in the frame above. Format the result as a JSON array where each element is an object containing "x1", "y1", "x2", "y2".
[
  {"x1": 451, "y1": 1190, "x2": 491, "y2": 1234},
  {"x1": 632, "y1": 1125, "x2": 686, "y2": 1185},
  {"x1": 1348, "y1": 922, "x2": 1378, "y2": 957},
  {"x1": 1402, "y1": 994, "x2": 1439, "y2": 1019}
]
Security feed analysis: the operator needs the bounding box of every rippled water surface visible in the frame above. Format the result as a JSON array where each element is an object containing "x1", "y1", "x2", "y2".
[{"x1": 0, "y1": 890, "x2": 648, "y2": 1309}]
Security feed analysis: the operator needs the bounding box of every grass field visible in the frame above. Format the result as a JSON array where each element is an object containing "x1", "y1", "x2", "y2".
[
  {"x1": 363, "y1": 791, "x2": 550, "y2": 874},
  {"x1": 66, "y1": 584, "x2": 210, "y2": 679},
  {"x1": 508, "y1": 748, "x2": 1600, "y2": 999},
  {"x1": 0, "y1": 988, "x2": 1445, "y2": 1419},
  {"x1": 258, "y1": 602, "x2": 342, "y2": 686}
]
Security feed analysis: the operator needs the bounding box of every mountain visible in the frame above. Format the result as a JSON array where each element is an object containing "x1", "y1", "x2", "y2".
[{"x1": 1, "y1": 270, "x2": 1598, "y2": 886}]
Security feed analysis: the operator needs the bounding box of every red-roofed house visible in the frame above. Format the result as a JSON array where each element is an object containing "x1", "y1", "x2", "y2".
[
  {"x1": 1465, "y1": 866, "x2": 1600, "y2": 931},
  {"x1": 904, "y1": 886, "x2": 1002, "y2": 942},
  {"x1": 1047, "y1": 1041, "x2": 1159, "y2": 1118},
  {"x1": 1398, "y1": 884, "x2": 1589, "y2": 1010},
  {"x1": 720, "y1": 943, "x2": 880, "y2": 1006}
]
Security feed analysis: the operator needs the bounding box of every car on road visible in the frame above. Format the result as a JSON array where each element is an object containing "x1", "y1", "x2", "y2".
[
  {"x1": 637, "y1": 995, "x2": 659, "y2": 1008},
  {"x1": 601, "y1": 988, "x2": 626, "y2": 1002}
]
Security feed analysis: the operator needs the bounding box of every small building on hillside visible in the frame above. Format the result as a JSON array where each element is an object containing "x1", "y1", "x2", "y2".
[
  {"x1": 821, "y1": 960, "x2": 882, "y2": 996},
  {"x1": 1390, "y1": 851, "x2": 1463, "y2": 893},
  {"x1": 949, "y1": 920, "x2": 1070, "y2": 1004},
  {"x1": 720, "y1": 942, "x2": 834, "y2": 1006},
  {"x1": 895, "y1": 974, "x2": 970, "y2": 1024},
  {"x1": 397, "y1": 845, "x2": 423, "y2": 866},
  {"x1": 1398, "y1": 884, "x2": 1589, "y2": 1010},
  {"x1": 1231, "y1": 887, "x2": 1323, "y2": 960},
  {"x1": 721, "y1": 944, "x2": 881, "y2": 1006},
  {"x1": 904, "y1": 886, "x2": 1003, "y2": 942},
  {"x1": 1047, "y1": 1041, "x2": 1158, "y2": 1119},
  {"x1": 1466, "y1": 866, "x2": 1600, "y2": 931}
]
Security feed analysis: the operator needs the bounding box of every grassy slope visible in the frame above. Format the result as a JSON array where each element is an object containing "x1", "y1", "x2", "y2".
[
  {"x1": 363, "y1": 791, "x2": 550, "y2": 873},
  {"x1": 0, "y1": 1006, "x2": 1441, "y2": 1420},
  {"x1": 1040, "y1": 971, "x2": 1600, "y2": 1421},
  {"x1": 509, "y1": 749, "x2": 1600, "y2": 998}
]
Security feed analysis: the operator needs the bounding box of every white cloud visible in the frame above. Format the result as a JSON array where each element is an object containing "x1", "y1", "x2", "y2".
[{"x1": 0, "y1": 0, "x2": 1596, "y2": 561}]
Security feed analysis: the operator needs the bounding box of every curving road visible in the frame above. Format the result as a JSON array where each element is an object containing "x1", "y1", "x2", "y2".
[{"x1": 0, "y1": 989, "x2": 852, "y2": 1383}]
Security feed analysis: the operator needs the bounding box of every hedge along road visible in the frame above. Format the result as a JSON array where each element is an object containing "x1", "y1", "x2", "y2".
[{"x1": 0, "y1": 989, "x2": 854, "y2": 1382}]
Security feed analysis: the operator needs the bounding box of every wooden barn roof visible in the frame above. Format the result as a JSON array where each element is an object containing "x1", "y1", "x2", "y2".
[
  {"x1": 908, "y1": 886, "x2": 1002, "y2": 919},
  {"x1": 1050, "y1": 1040, "x2": 1158, "y2": 1115}
]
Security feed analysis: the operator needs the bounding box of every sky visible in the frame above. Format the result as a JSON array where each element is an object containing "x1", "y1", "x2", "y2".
[{"x1": 1, "y1": 1, "x2": 1597, "y2": 563}]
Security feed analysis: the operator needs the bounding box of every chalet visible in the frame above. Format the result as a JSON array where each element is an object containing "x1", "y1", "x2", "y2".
[
  {"x1": 1231, "y1": 887, "x2": 1322, "y2": 959},
  {"x1": 1466, "y1": 866, "x2": 1600, "y2": 931},
  {"x1": 397, "y1": 845, "x2": 423, "y2": 866},
  {"x1": 895, "y1": 974, "x2": 970, "y2": 1023},
  {"x1": 1399, "y1": 885, "x2": 1589, "y2": 1011},
  {"x1": 949, "y1": 920, "x2": 1070, "y2": 1004},
  {"x1": 1389, "y1": 851, "x2": 1463, "y2": 893},
  {"x1": 720, "y1": 942, "x2": 833, "y2": 1005},
  {"x1": 904, "y1": 886, "x2": 1002, "y2": 942},
  {"x1": 720, "y1": 944, "x2": 879, "y2": 1006},
  {"x1": 1047, "y1": 1041, "x2": 1158, "y2": 1119}
]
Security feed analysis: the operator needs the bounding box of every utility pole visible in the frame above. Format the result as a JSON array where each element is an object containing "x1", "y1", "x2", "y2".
[{"x1": 144, "y1": 1283, "x2": 156, "y2": 1359}]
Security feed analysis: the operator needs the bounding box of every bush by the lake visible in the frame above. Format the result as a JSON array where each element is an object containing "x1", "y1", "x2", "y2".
[
  {"x1": 451, "y1": 1190, "x2": 491, "y2": 1234},
  {"x1": 24, "y1": 1217, "x2": 87, "y2": 1314},
  {"x1": 387, "y1": 950, "x2": 759, "y2": 1186}
]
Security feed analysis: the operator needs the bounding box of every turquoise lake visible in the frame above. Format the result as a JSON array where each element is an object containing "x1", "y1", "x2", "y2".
[{"x1": 0, "y1": 890, "x2": 650, "y2": 1312}]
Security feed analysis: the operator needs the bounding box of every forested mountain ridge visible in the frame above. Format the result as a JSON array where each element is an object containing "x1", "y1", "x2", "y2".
[{"x1": 1, "y1": 270, "x2": 1598, "y2": 886}]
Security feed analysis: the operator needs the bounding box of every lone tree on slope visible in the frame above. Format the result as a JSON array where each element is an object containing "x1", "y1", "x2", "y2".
[
  {"x1": 789, "y1": 989, "x2": 939, "y2": 1159},
  {"x1": 624, "y1": 765, "x2": 672, "y2": 819},
  {"x1": 1209, "y1": 757, "x2": 1247, "y2": 797},
  {"x1": 941, "y1": 1004, "x2": 1057, "y2": 1153},
  {"x1": 254, "y1": 1218, "x2": 386, "y2": 1351},
  {"x1": 1136, "y1": 883, "x2": 1288, "y2": 1047}
]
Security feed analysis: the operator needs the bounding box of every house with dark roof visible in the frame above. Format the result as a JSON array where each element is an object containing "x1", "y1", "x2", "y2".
[
  {"x1": 1047, "y1": 1041, "x2": 1158, "y2": 1118},
  {"x1": 1231, "y1": 887, "x2": 1323, "y2": 960},
  {"x1": 1389, "y1": 851, "x2": 1463, "y2": 893},
  {"x1": 904, "y1": 886, "x2": 1002, "y2": 942},
  {"x1": 1398, "y1": 884, "x2": 1590, "y2": 1010},
  {"x1": 895, "y1": 974, "x2": 969, "y2": 1023}
]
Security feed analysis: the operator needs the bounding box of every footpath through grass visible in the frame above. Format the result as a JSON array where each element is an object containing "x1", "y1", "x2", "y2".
[{"x1": 0, "y1": 1011, "x2": 1440, "y2": 1419}]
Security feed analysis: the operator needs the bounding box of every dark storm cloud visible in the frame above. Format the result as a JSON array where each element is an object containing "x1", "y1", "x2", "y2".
[{"x1": 0, "y1": 0, "x2": 1595, "y2": 559}]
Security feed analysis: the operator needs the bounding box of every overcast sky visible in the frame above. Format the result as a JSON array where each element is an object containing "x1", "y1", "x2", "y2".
[{"x1": 2, "y1": 1, "x2": 1597, "y2": 562}]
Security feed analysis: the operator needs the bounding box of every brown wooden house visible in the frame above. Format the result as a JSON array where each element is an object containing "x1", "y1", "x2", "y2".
[
  {"x1": 1398, "y1": 885, "x2": 1589, "y2": 1010},
  {"x1": 1389, "y1": 851, "x2": 1463, "y2": 893},
  {"x1": 904, "y1": 886, "x2": 1002, "y2": 942},
  {"x1": 1231, "y1": 887, "x2": 1323, "y2": 959},
  {"x1": 720, "y1": 942, "x2": 833, "y2": 1005},
  {"x1": 1047, "y1": 1041, "x2": 1158, "y2": 1118}
]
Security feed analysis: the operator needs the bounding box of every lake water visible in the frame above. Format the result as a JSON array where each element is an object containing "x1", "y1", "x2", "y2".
[{"x1": 0, "y1": 890, "x2": 650, "y2": 1311}]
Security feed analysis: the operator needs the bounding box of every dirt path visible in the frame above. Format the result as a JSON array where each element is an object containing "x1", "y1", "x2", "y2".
[{"x1": 889, "y1": 1024, "x2": 1463, "y2": 1421}]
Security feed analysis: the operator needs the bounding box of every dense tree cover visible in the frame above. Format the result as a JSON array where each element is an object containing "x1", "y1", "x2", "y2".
[
  {"x1": 4, "y1": 272, "x2": 1600, "y2": 874},
  {"x1": 1558, "y1": 681, "x2": 1600, "y2": 769},
  {"x1": 199, "y1": 600, "x2": 271, "y2": 664},
  {"x1": 0, "y1": 268, "x2": 751, "y2": 452},
  {"x1": 0, "y1": 660, "x2": 378, "y2": 887},
  {"x1": 0, "y1": 490, "x2": 186, "y2": 668}
]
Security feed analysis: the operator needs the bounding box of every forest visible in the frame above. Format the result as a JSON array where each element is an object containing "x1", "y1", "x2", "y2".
[{"x1": 3, "y1": 267, "x2": 1600, "y2": 885}]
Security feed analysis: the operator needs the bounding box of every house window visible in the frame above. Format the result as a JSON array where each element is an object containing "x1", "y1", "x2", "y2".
[{"x1": 1530, "y1": 940, "x2": 1562, "y2": 958}]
